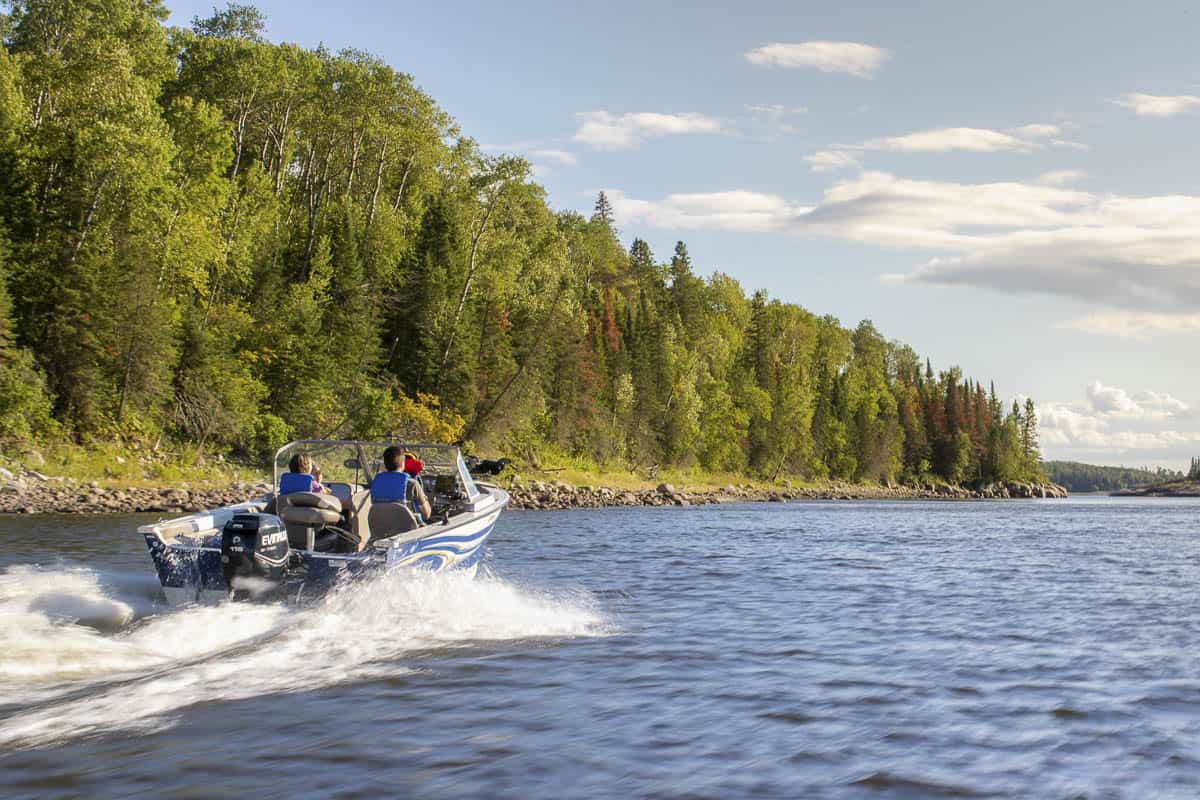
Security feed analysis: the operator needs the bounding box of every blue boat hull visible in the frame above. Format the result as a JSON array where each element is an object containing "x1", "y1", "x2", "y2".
[{"x1": 141, "y1": 492, "x2": 506, "y2": 606}]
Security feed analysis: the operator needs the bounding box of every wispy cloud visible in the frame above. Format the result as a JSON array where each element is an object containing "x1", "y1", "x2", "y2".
[
  {"x1": 805, "y1": 124, "x2": 1081, "y2": 170},
  {"x1": 860, "y1": 126, "x2": 1034, "y2": 153},
  {"x1": 1009, "y1": 123, "x2": 1062, "y2": 138},
  {"x1": 1063, "y1": 311, "x2": 1200, "y2": 338},
  {"x1": 860, "y1": 123, "x2": 1070, "y2": 153},
  {"x1": 1036, "y1": 169, "x2": 1087, "y2": 186},
  {"x1": 574, "y1": 111, "x2": 721, "y2": 149},
  {"x1": 604, "y1": 171, "x2": 1200, "y2": 332},
  {"x1": 601, "y1": 188, "x2": 809, "y2": 233},
  {"x1": 739, "y1": 104, "x2": 808, "y2": 139},
  {"x1": 804, "y1": 150, "x2": 861, "y2": 172},
  {"x1": 746, "y1": 103, "x2": 808, "y2": 117},
  {"x1": 530, "y1": 149, "x2": 577, "y2": 166},
  {"x1": 482, "y1": 142, "x2": 578, "y2": 175},
  {"x1": 1112, "y1": 92, "x2": 1200, "y2": 117},
  {"x1": 743, "y1": 41, "x2": 890, "y2": 79}
]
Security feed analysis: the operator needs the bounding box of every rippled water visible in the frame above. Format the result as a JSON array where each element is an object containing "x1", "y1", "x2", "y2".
[{"x1": 1, "y1": 497, "x2": 1199, "y2": 798}]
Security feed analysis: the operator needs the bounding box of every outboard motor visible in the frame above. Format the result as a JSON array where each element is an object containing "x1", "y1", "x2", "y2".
[{"x1": 221, "y1": 513, "x2": 289, "y2": 598}]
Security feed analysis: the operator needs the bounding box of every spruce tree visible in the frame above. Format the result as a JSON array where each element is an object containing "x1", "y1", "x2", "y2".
[
  {"x1": 1022, "y1": 397, "x2": 1039, "y2": 466},
  {"x1": 592, "y1": 191, "x2": 614, "y2": 226}
]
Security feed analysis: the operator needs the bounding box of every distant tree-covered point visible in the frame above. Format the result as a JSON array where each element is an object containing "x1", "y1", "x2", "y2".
[
  {"x1": 1043, "y1": 461, "x2": 1183, "y2": 493},
  {"x1": 0, "y1": 0, "x2": 1046, "y2": 486}
]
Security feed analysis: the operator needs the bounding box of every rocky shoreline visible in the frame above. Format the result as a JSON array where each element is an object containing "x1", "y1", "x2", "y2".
[
  {"x1": 0, "y1": 465, "x2": 1066, "y2": 516},
  {"x1": 0, "y1": 467, "x2": 272, "y2": 515},
  {"x1": 505, "y1": 479, "x2": 1068, "y2": 511},
  {"x1": 1110, "y1": 481, "x2": 1200, "y2": 498}
]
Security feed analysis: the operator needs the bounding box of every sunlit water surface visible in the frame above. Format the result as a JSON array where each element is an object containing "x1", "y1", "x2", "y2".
[{"x1": 1, "y1": 497, "x2": 1199, "y2": 799}]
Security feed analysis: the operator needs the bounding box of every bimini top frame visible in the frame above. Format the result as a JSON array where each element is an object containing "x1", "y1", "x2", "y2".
[{"x1": 271, "y1": 439, "x2": 481, "y2": 500}]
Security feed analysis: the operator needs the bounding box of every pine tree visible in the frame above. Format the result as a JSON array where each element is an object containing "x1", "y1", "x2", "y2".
[
  {"x1": 592, "y1": 191, "x2": 614, "y2": 226},
  {"x1": 1022, "y1": 397, "x2": 1039, "y2": 466}
]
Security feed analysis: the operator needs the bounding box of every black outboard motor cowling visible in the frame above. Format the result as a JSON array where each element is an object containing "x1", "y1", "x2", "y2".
[{"x1": 221, "y1": 513, "x2": 289, "y2": 596}]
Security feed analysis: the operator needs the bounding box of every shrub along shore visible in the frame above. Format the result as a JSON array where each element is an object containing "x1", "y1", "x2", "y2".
[{"x1": 0, "y1": 463, "x2": 1066, "y2": 516}]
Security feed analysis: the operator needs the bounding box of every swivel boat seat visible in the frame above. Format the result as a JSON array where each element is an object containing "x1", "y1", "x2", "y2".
[
  {"x1": 367, "y1": 471, "x2": 421, "y2": 541},
  {"x1": 276, "y1": 472, "x2": 342, "y2": 551}
]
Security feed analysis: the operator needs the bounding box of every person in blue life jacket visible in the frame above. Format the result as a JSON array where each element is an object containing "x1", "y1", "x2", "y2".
[
  {"x1": 381, "y1": 445, "x2": 432, "y2": 521},
  {"x1": 287, "y1": 452, "x2": 351, "y2": 513}
]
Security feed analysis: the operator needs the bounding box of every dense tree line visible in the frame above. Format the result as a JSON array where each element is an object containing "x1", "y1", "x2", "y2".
[
  {"x1": 0, "y1": 0, "x2": 1045, "y2": 484},
  {"x1": 1043, "y1": 461, "x2": 1183, "y2": 493}
]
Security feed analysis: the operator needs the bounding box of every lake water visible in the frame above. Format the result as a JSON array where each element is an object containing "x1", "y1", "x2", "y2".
[{"x1": 1, "y1": 497, "x2": 1198, "y2": 799}]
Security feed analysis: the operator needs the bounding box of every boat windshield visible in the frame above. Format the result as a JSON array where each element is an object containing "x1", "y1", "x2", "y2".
[{"x1": 273, "y1": 440, "x2": 476, "y2": 497}]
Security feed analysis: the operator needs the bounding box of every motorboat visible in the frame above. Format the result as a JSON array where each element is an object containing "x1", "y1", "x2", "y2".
[{"x1": 139, "y1": 440, "x2": 509, "y2": 605}]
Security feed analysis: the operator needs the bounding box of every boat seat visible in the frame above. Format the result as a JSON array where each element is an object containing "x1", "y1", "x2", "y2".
[
  {"x1": 368, "y1": 502, "x2": 420, "y2": 540},
  {"x1": 366, "y1": 471, "x2": 422, "y2": 541},
  {"x1": 277, "y1": 491, "x2": 343, "y2": 550},
  {"x1": 343, "y1": 489, "x2": 372, "y2": 552}
]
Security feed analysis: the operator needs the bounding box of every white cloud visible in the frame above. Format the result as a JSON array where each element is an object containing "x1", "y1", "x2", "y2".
[
  {"x1": 481, "y1": 143, "x2": 578, "y2": 173},
  {"x1": 805, "y1": 124, "x2": 1084, "y2": 170},
  {"x1": 1038, "y1": 383, "x2": 1199, "y2": 465},
  {"x1": 744, "y1": 41, "x2": 890, "y2": 78},
  {"x1": 1113, "y1": 93, "x2": 1200, "y2": 117},
  {"x1": 1086, "y1": 381, "x2": 1144, "y2": 416},
  {"x1": 1050, "y1": 139, "x2": 1090, "y2": 151},
  {"x1": 530, "y1": 149, "x2": 577, "y2": 166},
  {"x1": 807, "y1": 174, "x2": 1200, "y2": 315},
  {"x1": 1036, "y1": 169, "x2": 1087, "y2": 186},
  {"x1": 860, "y1": 126, "x2": 1034, "y2": 153},
  {"x1": 1009, "y1": 123, "x2": 1061, "y2": 138},
  {"x1": 855, "y1": 123, "x2": 1077, "y2": 154},
  {"x1": 742, "y1": 104, "x2": 807, "y2": 138},
  {"x1": 746, "y1": 104, "x2": 808, "y2": 117},
  {"x1": 574, "y1": 111, "x2": 721, "y2": 149},
  {"x1": 606, "y1": 171, "x2": 1200, "y2": 329},
  {"x1": 804, "y1": 150, "x2": 861, "y2": 172},
  {"x1": 1064, "y1": 311, "x2": 1200, "y2": 338},
  {"x1": 601, "y1": 188, "x2": 809, "y2": 233},
  {"x1": 1136, "y1": 389, "x2": 1193, "y2": 419}
]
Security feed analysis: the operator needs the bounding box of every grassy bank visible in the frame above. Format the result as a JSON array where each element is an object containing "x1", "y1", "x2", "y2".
[
  {"x1": 2, "y1": 443, "x2": 265, "y2": 489},
  {"x1": 0, "y1": 441, "x2": 1054, "y2": 499}
]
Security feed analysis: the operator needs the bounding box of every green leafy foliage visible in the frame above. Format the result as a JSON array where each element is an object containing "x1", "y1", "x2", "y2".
[{"x1": 0, "y1": 1, "x2": 1049, "y2": 483}]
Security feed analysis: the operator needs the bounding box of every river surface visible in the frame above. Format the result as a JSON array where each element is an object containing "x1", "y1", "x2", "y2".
[{"x1": 1, "y1": 497, "x2": 1198, "y2": 798}]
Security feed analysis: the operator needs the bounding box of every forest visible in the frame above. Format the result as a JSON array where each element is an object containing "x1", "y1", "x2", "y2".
[
  {"x1": 1042, "y1": 462, "x2": 1182, "y2": 494},
  {"x1": 0, "y1": 0, "x2": 1045, "y2": 486}
]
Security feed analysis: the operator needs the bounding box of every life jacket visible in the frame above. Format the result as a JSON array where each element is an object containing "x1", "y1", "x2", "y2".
[
  {"x1": 369, "y1": 470, "x2": 427, "y2": 522},
  {"x1": 279, "y1": 472, "x2": 317, "y2": 495}
]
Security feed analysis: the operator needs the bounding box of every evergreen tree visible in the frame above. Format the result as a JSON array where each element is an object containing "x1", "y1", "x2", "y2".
[
  {"x1": 592, "y1": 191, "x2": 614, "y2": 226},
  {"x1": 1022, "y1": 397, "x2": 1039, "y2": 471}
]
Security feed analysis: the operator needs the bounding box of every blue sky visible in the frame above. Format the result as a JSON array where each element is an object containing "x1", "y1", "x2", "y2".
[{"x1": 169, "y1": 0, "x2": 1200, "y2": 469}]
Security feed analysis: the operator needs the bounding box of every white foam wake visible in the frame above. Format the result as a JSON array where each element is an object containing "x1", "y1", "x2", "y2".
[{"x1": 0, "y1": 564, "x2": 610, "y2": 749}]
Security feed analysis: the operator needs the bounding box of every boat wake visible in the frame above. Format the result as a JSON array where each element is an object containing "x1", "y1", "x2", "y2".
[{"x1": 0, "y1": 562, "x2": 610, "y2": 749}]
